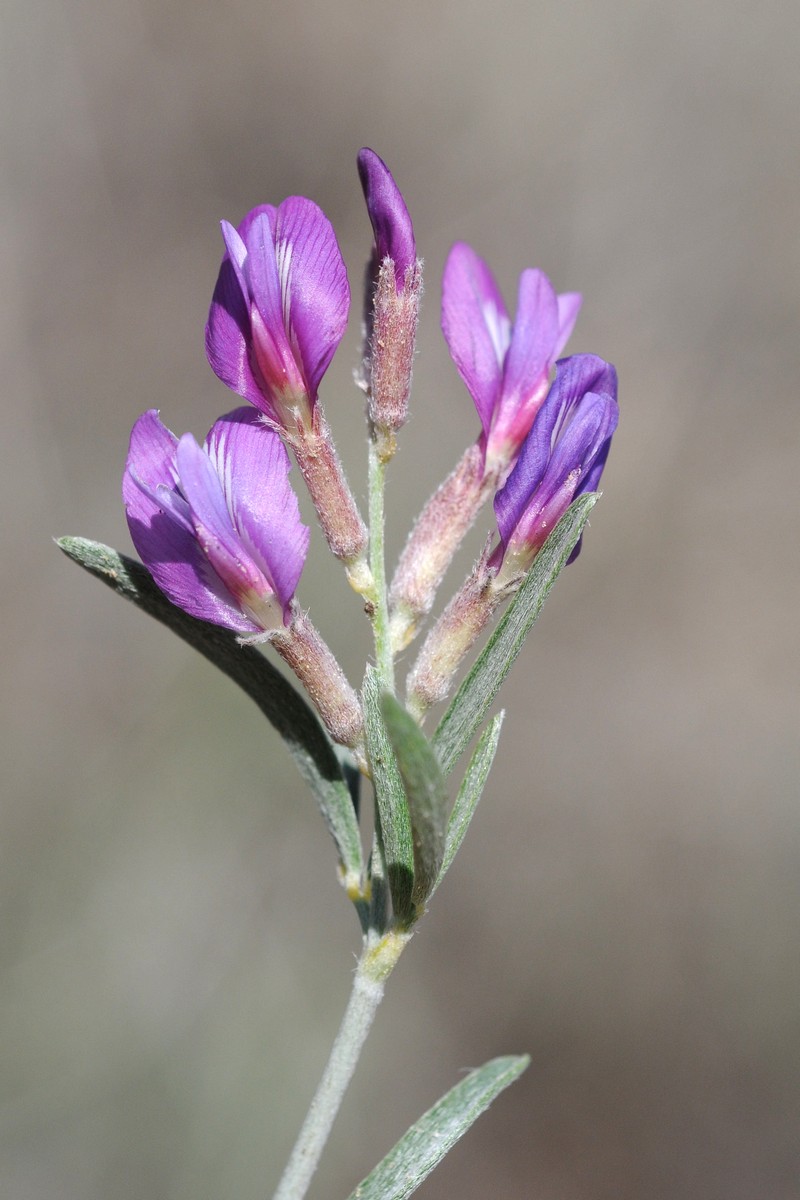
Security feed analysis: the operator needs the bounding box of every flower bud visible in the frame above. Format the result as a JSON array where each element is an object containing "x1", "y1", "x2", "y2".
[
  {"x1": 357, "y1": 148, "x2": 421, "y2": 458},
  {"x1": 368, "y1": 257, "x2": 422, "y2": 460}
]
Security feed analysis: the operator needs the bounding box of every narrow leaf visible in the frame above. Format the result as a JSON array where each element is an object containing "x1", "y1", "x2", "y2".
[
  {"x1": 432, "y1": 710, "x2": 504, "y2": 897},
  {"x1": 366, "y1": 831, "x2": 389, "y2": 936},
  {"x1": 346, "y1": 1054, "x2": 530, "y2": 1200},
  {"x1": 362, "y1": 667, "x2": 414, "y2": 922},
  {"x1": 381, "y1": 693, "x2": 448, "y2": 910},
  {"x1": 433, "y1": 493, "x2": 597, "y2": 775},
  {"x1": 57, "y1": 538, "x2": 363, "y2": 884}
]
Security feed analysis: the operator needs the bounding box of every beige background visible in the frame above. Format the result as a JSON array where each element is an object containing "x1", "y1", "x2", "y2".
[{"x1": 2, "y1": 1, "x2": 798, "y2": 1197}]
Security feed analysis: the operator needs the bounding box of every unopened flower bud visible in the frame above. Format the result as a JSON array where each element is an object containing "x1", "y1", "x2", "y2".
[
  {"x1": 357, "y1": 148, "x2": 421, "y2": 458},
  {"x1": 368, "y1": 257, "x2": 422, "y2": 460}
]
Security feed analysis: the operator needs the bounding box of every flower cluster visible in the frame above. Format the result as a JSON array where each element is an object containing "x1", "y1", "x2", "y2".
[{"x1": 123, "y1": 148, "x2": 617, "y2": 754}]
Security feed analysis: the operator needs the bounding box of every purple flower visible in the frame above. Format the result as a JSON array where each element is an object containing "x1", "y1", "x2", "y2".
[
  {"x1": 357, "y1": 148, "x2": 417, "y2": 288},
  {"x1": 123, "y1": 407, "x2": 309, "y2": 634},
  {"x1": 205, "y1": 198, "x2": 350, "y2": 432},
  {"x1": 441, "y1": 242, "x2": 582, "y2": 473},
  {"x1": 491, "y1": 354, "x2": 618, "y2": 576}
]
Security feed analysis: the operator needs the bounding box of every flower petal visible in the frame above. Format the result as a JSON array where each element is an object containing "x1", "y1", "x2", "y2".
[
  {"x1": 174, "y1": 433, "x2": 272, "y2": 612},
  {"x1": 554, "y1": 291, "x2": 582, "y2": 358},
  {"x1": 205, "y1": 221, "x2": 270, "y2": 410},
  {"x1": 241, "y1": 211, "x2": 308, "y2": 402},
  {"x1": 501, "y1": 268, "x2": 559, "y2": 406},
  {"x1": 485, "y1": 268, "x2": 560, "y2": 457},
  {"x1": 204, "y1": 408, "x2": 310, "y2": 617},
  {"x1": 236, "y1": 203, "x2": 277, "y2": 246},
  {"x1": 123, "y1": 411, "x2": 259, "y2": 631},
  {"x1": 494, "y1": 354, "x2": 618, "y2": 546},
  {"x1": 357, "y1": 148, "x2": 416, "y2": 282},
  {"x1": 441, "y1": 242, "x2": 510, "y2": 436},
  {"x1": 509, "y1": 390, "x2": 618, "y2": 555},
  {"x1": 272, "y1": 196, "x2": 350, "y2": 398}
]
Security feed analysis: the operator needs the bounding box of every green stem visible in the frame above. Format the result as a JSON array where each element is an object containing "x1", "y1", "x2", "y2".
[
  {"x1": 271, "y1": 930, "x2": 410, "y2": 1200},
  {"x1": 367, "y1": 437, "x2": 394, "y2": 693}
]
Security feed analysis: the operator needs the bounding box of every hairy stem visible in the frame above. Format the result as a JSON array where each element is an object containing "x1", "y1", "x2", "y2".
[
  {"x1": 367, "y1": 436, "x2": 394, "y2": 693},
  {"x1": 271, "y1": 930, "x2": 410, "y2": 1200}
]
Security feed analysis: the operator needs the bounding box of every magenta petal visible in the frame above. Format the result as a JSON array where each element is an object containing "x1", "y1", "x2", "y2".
[
  {"x1": 501, "y1": 268, "x2": 559, "y2": 404},
  {"x1": 272, "y1": 196, "x2": 350, "y2": 398},
  {"x1": 204, "y1": 408, "x2": 310, "y2": 616},
  {"x1": 357, "y1": 148, "x2": 416, "y2": 282},
  {"x1": 123, "y1": 412, "x2": 258, "y2": 632},
  {"x1": 441, "y1": 242, "x2": 510, "y2": 435}
]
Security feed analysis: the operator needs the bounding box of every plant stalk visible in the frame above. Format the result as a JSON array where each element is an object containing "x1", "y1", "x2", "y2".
[
  {"x1": 367, "y1": 436, "x2": 394, "y2": 693},
  {"x1": 271, "y1": 930, "x2": 410, "y2": 1200}
]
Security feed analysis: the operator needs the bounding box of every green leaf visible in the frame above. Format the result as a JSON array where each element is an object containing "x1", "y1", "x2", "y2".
[
  {"x1": 361, "y1": 667, "x2": 414, "y2": 922},
  {"x1": 57, "y1": 538, "x2": 363, "y2": 886},
  {"x1": 432, "y1": 710, "x2": 503, "y2": 897},
  {"x1": 433, "y1": 493, "x2": 597, "y2": 775},
  {"x1": 380, "y1": 693, "x2": 449, "y2": 911},
  {"x1": 346, "y1": 1054, "x2": 529, "y2": 1200}
]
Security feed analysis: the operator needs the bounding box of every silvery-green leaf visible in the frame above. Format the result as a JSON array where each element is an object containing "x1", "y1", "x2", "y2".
[
  {"x1": 362, "y1": 667, "x2": 414, "y2": 923},
  {"x1": 58, "y1": 538, "x2": 363, "y2": 885},
  {"x1": 380, "y1": 693, "x2": 448, "y2": 911},
  {"x1": 431, "y1": 711, "x2": 503, "y2": 897},
  {"x1": 433, "y1": 493, "x2": 597, "y2": 775},
  {"x1": 345, "y1": 1054, "x2": 529, "y2": 1200},
  {"x1": 366, "y1": 831, "x2": 389, "y2": 935}
]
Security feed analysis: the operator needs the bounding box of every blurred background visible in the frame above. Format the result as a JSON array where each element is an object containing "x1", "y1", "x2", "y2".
[{"x1": 2, "y1": 0, "x2": 798, "y2": 1196}]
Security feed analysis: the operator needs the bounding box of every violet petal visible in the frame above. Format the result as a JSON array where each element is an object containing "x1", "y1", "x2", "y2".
[
  {"x1": 272, "y1": 196, "x2": 350, "y2": 398},
  {"x1": 511, "y1": 391, "x2": 618, "y2": 551},
  {"x1": 357, "y1": 148, "x2": 416, "y2": 282},
  {"x1": 501, "y1": 268, "x2": 559, "y2": 407},
  {"x1": 205, "y1": 223, "x2": 267, "y2": 410},
  {"x1": 174, "y1": 433, "x2": 270, "y2": 608},
  {"x1": 495, "y1": 354, "x2": 618, "y2": 545},
  {"x1": 204, "y1": 408, "x2": 310, "y2": 617},
  {"x1": 441, "y1": 242, "x2": 509, "y2": 435},
  {"x1": 123, "y1": 411, "x2": 259, "y2": 632},
  {"x1": 554, "y1": 292, "x2": 582, "y2": 358},
  {"x1": 242, "y1": 211, "x2": 307, "y2": 400}
]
